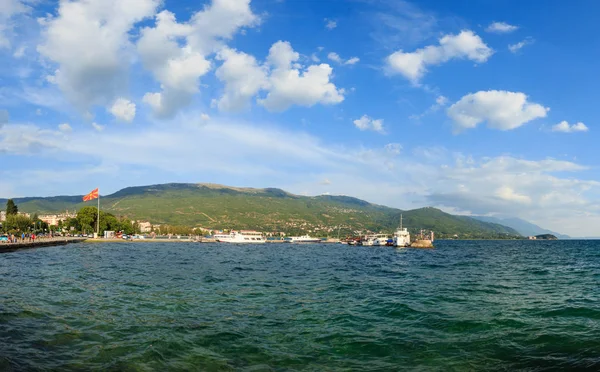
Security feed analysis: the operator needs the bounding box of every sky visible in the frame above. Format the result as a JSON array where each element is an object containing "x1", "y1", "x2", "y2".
[{"x1": 0, "y1": 0, "x2": 599, "y2": 237}]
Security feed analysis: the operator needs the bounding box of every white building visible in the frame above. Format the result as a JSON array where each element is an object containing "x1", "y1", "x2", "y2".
[
  {"x1": 38, "y1": 211, "x2": 76, "y2": 226},
  {"x1": 137, "y1": 221, "x2": 152, "y2": 233}
]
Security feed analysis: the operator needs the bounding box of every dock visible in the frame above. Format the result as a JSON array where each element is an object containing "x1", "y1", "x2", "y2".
[{"x1": 0, "y1": 237, "x2": 87, "y2": 253}]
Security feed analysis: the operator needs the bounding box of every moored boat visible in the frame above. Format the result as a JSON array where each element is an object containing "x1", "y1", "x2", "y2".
[
  {"x1": 213, "y1": 230, "x2": 266, "y2": 243},
  {"x1": 288, "y1": 235, "x2": 322, "y2": 243},
  {"x1": 394, "y1": 215, "x2": 411, "y2": 248}
]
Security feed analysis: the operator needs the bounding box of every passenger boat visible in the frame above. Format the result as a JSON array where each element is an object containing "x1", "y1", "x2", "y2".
[
  {"x1": 288, "y1": 235, "x2": 322, "y2": 243},
  {"x1": 363, "y1": 234, "x2": 392, "y2": 246},
  {"x1": 213, "y1": 230, "x2": 266, "y2": 243}
]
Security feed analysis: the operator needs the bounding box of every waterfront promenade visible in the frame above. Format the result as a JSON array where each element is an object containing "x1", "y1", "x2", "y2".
[{"x1": 0, "y1": 237, "x2": 87, "y2": 252}]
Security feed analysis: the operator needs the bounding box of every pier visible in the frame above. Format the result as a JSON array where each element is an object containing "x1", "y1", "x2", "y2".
[{"x1": 0, "y1": 237, "x2": 87, "y2": 253}]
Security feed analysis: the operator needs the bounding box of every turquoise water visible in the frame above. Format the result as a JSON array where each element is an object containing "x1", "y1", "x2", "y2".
[{"x1": 1, "y1": 241, "x2": 599, "y2": 371}]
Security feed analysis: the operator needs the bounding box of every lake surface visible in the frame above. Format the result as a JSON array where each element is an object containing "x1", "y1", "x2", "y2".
[{"x1": 1, "y1": 240, "x2": 599, "y2": 371}]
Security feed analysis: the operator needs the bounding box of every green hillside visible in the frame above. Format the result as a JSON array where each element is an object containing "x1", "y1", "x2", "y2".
[{"x1": 1, "y1": 183, "x2": 521, "y2": 238}]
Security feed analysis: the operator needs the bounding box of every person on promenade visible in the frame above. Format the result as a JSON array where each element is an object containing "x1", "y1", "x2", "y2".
[{"x1": 32, "y1": 233, "x2": 36, "y2": 243}]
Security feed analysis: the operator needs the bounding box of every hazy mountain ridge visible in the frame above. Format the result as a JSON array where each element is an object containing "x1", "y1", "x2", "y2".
[
  {"x1": 2, "y1": 183, "x2": 524, "y2": 238},
  {"x1": 472, "y1": 216, "x2": 569, "y2": 239}
]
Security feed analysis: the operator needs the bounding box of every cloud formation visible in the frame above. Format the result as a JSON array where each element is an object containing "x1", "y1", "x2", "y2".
[
  {"x1": 509, "y1": 38, "x2": 534, "y2": 53},
  {"x1": 327, "y1": 52, "x2": 360, "y2": 65},
  {"x1": 137, "y1": 0, "x2": 260, "y2": 118},
  {"x1": 353, "y1": 115, "x2": 385, "y2": 133},
  {"x1": 0, "y1": 0, "x2": 28, "y2": 48},
  {"x1": 257, "y1": 41, "x2": 345, "y2": 112},
  {"x1": 109, "y1": 98, "x2": 136, "y2": 122},
  {"x1": 386, "y1": 30, "x2": 493, "y2": 83},
  {"x1": 447, "y1": 90, "x2": 549, "y2": 132},
  {"x1": 485, "y1": 22, "x2": 518, "y2": 34},
  {"x1": 552, "y1": 121, "x2": 589, "y2": 133},
  {"x1": 38, "y1": 0, "x2": 160, "y2": 110}
]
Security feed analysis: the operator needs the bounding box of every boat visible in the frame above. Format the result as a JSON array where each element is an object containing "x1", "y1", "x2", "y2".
[
  {"x1": 288, "y1": 235, "x2": 322, "y2": 243},
  {"x1": 213, "y1": 230, "x2": 266, "y2": 244},
  {"x1": 393, "y1": 215, "x2": 411, "y2": 248},
  {"x1": 363, "y1": 234, "x2": 391, "y2": 246}
]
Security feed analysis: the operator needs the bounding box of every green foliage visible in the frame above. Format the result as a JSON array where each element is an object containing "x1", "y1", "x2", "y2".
[
  {"x1": 5, "y1": 199, "x2": 18, "y2": 215},
  {"x1": 3, "y1": 183, "x2": 523, "y2": 239},
  {"x1": 72, "y1": 206, "x2": 136, "y2": 235},
  {"x1": 2, "y1": 214, "x2": 32, "y2": 233}
]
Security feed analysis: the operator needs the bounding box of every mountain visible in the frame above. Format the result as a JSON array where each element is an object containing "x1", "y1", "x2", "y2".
[
  {"x1": 1, "y1": 183, "x2": 521, "y2": 238},
  {"x1": 472, "y1": 216, "x2": 569, "y2": 239}
]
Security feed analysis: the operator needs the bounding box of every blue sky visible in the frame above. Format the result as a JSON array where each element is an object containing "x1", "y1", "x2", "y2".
[{"x1": 1, "y1": 0, "x2": 599, "y2": 236}]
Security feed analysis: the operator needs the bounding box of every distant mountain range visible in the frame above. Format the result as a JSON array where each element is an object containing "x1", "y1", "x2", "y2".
[
  {"x1": 0, "y1": 182, "x2": 560, "y2": 239},
  {"x1": 472, "y1": 216, "x2": 570, "y2": 239}
]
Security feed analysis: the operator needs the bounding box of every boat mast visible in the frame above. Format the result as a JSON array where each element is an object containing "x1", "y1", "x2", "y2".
[{"x1": 400, "y1": 214, "x2": 403, "y2": 229}]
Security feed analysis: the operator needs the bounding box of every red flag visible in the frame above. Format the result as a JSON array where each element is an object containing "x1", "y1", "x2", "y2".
[{"x1": 83, "y1": 188, "x2": 99, "y2": 201}]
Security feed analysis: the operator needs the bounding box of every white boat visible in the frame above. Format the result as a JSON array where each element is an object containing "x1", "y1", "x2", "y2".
[
  {"x1": 393, "y1": 215, "x2": 411, "y2": 247},
  {"x1": 288, "y1": 235, "x2": 322, "y2": 243},
  {"x1": 213, "y1": 230, "x2": 266, "y2": 244},
  {"x1": 363, "y1": 234, "x2": 391, "y2": 246},
  {"x1": 373, "y1": 235, "x2": 393, "y2": 246}
]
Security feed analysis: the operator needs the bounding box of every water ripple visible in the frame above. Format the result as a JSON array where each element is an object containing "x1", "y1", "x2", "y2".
[{"x1": 1, "y1": 240, "x2": 600, "y2": 370}]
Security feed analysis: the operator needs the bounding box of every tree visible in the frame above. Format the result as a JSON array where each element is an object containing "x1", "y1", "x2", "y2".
[
  {"x1": 2, "y1": 214, "x2": 32, "y2": 233},
  {"x1": 6, "y1": 199, "x2": 18, "y2": 216},
  {"x1": 76, "y1": 206, "x2": 97, "y2": 233}
]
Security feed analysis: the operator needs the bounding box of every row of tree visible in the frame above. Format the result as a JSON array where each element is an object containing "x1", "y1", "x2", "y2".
[
  {"x1": 3, "y1": 199, "x2": 212, "y2": 236},
  {"x1": 2, "y1": 200, "x2": 50, "y2": 234},
  {"x1": 61, "y1": 206, "x2": 138, "y2": 235},
  {"x1": 2, "y1": 200, "x2": 139, "y2": 235}
]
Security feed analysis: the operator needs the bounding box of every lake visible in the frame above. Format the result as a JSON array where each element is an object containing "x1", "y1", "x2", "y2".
[{"x1": 1, "y1": 240, "x2": 599, "y2": 371}]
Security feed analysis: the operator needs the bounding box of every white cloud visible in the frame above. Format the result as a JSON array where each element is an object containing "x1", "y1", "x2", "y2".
[
  {"x1": 37, "y1": 0, "x2": 160, "y2": 110},
  {"x1": 109, "y1": 98, "x2": 136, "y2": 122},
  {"x1": 214, "y1": 47, "x2": 268, "y2": 112},
  {"x1": 12, "y1": 44, "x2": 25, "y2": 57},
  {"x1": 447, "y1": 90, "x2": 549, "y2": 132},
  {"x1": 353, "y1": 115, "x2": 385, "y2": 133},
  {"x1": 384, "y1": 143, "x2": 402, "y2": 155},
  {"x1": 0, "y1": 0, "x2": 28, "y2": 48},
  {"x1": 345, "y1": 57, "x2": 360, "y2": 65},
  {"x1": 0, "y1": 124, "x2": 66, "y2": 154},
  {"x1": 213, "y1": 41, "x2": 345, "y2": 112},
  {"x1": 327, "y1": 52, "x2": 342, "y2": 64},
  {"x1": 485, "y1": 22, "x2": 518, "y2": 34},
  {"x1": 201, "y1": 113, "x2": 210, "y2": 121},
  {"x1": 138, "y1": 0, "x2": 260, "y2": 118},
  {"x1": 509, "y1": 38, "x2": 534, "y2": 53},
  {"x1": 386, "y1": 30, "x2": 493, "y2": 83},
  {"x1": 258, "y1": 41, "x2": 345, "y2": 112},
  {"x1": 327, "y1": 52, "x2": 360, "y2": 66},
  {"x1": 320, "y1": 178, "x2": 331, "y2": 185},
  {"x1": 551, "y1": 121, "x2": 589, "y2": 133},
  {"x1": 325, "y1": 19, "x2": 337, "y2": 30},
  {"x1": 495, "y1": 186, "x2": 531, "y2": 204},
  {"x1": 1, "y1": 119, "x2": 599, "y2": 236},
  {"x1": 311, "y1": 53, "x2": 320, "y2": 63},
  {"x1": 410, "y1": 95, "x2": 448, "y2": 120},
  {"x1": 58, "y1": 123, "x2": 72, "y2": 133},
  {"x1": 91, "y1": 122, "x2": 105, "y2": 132}
]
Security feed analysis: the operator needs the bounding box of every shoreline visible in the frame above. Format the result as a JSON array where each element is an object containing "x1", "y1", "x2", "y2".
[{"x1": 0, "y1": 237, "x2": 87, "y2": 253}]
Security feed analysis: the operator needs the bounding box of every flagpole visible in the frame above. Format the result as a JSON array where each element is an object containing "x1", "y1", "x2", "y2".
[{"x1": 97, "y1": 188, "x2": 100, "y2": 237}]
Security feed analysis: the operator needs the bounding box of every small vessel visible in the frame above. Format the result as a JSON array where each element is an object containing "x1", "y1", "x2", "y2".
[
  {"x1": 288, "y1": 235, "x2": 322, "y2": 243},
  {"x1": 393, "y1": 215, "x2": 411, "y2": 248},
  {"x1": 213, "y1": 230, "x2": 266, "y2": 244},
  {"x1": 363, "y1": 234, "x2": 391, "y2": 246}
]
